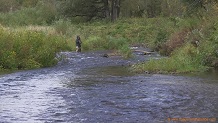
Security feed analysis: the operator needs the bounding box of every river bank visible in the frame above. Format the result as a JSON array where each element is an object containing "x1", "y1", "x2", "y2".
[{"x1": 1, "y1": 16, "x2": 218, "y2": 74}]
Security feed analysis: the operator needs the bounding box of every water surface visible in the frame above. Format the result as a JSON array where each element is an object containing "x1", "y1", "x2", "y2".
[{"x1": 0, "y1": 50, "x2": 217, "y2": 123}]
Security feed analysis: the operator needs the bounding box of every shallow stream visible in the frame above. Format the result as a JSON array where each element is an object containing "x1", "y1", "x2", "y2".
[{"x1": 0, "y1": 50, "x2": 217, "y2": 123}]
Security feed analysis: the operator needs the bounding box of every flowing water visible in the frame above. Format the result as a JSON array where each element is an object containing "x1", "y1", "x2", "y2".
[{"x1": 0, "y1": 50, "x2": 217, "y2": 123}]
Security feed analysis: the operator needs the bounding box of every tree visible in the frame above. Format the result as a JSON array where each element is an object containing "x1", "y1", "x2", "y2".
[
  {"x1": 111, "y1": 0, "x2": 121, "y2": 21},
  {"x1": 102, "y1": 0, "x2": 110, "y2": 19},
  {"x1": 120, "y1": 0, "x2": 162, "y2": 18},
  {"x1": 57, "y1": 0, "x2": 107, "y2": 21},
  {"x1": 36, "y1": 0, "x2": 57, "y2": 24},
  {"x1": 16, "y1": 0, "x2": 39, "y2": 7},
  {"x1": 145, "y1": 0, "x2": 162, "y2": 18},
  {"x1": 182, "y1": 0, "x2": 218, "y2": 15},
  {"x1": 56, "y1": 0, "x2": 122, "y2": 22},
  {"x1": 161, "y1": 0, "x2": 184, "y2": 17}
]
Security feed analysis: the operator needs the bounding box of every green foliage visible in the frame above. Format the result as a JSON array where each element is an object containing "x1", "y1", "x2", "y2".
[
  {"x1": 62, "y1": 17, "x2": 189, "y2": 58},
  {"x1": 107, "y1": 37, "x2": 129, "y2": 49},
  {"x1": 0, "y1": 26, "x2": 70, "y2": 70},
  {"x1": 35, "y1": 0, "x2": 57, "y2": 24},
  {"x1": 51, "y1": 16, "x2": 218, "y2": 72},
  {"x1": 54, "y1": 19, "x2": 71, "y2": 35},
  {"x1": 0, "y1": 8, "x2": 36, "y2": 26},
  {"x1": 155, "y1": 29, "x2": 169, "y2": 48},
  {"x1": 197, "y1": 26, "x2": 218, "y2": 66},
  {"x1": 119, "y1": 44, "x2": 132, "y2": 58},
  {"x1": 1, "y1": 0, "x2": 218, "y2": 25},
  {"x1": 0, "y1": 0, "x2": 20, "y2": 12},
  {"x1": 57, "y1": 0, "x2": 106, "y2": 21},
  {"x1": 0, "y1": 2, "x2": 217, "y2": 73},
  {"x1": 81, "y1": 35, "x2": 132, "y2": 58},
  {"x1": 132, "y1": 44, "x2": 208, "y2": 73},
  {"x1": 0, "y1": 51, "x2": 17, "y2": 69},
  {"x1": 107, "y1": 37, "x2": 132, "y2": 58},
  {"x1": 181, "y1": 0, "x2": 218, "y2": 16},
  {"x1": 17, "y1": 0, "x2": 39, "y2": 7},
  {"x1": 132, "y1": 15, "x2": 218, "y2": 73},
  {"x1": 82, "y1": 36, "x2": 105, "y2": 51},
  {"x1": 0, "y1": 1, "x2": 57, "y2": 26}
]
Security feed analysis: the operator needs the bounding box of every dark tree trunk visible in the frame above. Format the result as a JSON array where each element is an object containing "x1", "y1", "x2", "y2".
[
  {"x1": 111, "y1": 0, "x2": 115, "y2": 21},
  {"x1": 116, "y1": 0, "x2": 120, "y2": 18},
  {"x1": 111, "y1": 0, "x2": 120, "y2": 22},
  {"x1": 103, "y1": 0, "x2": 110, "y2": 19}
]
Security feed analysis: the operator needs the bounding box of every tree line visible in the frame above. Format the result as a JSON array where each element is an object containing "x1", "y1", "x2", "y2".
[{"x1": 0, "y1": 0, "x2": 218, "y2": 22}]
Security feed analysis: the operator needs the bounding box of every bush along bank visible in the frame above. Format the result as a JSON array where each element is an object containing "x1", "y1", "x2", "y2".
[
  {"x1": 0, "y1": 26, "x2": 71, "y2": 71},
  {"x1": 132, "y1": 18, "x2": 218, "y2": 74}
]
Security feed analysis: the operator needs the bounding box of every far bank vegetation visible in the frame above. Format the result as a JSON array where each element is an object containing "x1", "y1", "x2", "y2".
[{"x1": 0, "y1": 0, "x2": 218, "y2": 73}]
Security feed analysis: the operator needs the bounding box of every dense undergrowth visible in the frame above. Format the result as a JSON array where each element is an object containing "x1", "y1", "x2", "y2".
[
  {"x1": 0, "y1": 26, "x2": 71, "y2": 70},
  {"x1": 132, "y1": 17, "x2": 218, "y2": 73},
  {"x1": 0, "y1": 6, "x2": 218, "y2": 73}
]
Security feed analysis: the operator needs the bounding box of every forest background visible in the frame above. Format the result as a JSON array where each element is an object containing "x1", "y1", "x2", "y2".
[{"x1": 0, "y1": 0, "x2": 218, "y2": 73}]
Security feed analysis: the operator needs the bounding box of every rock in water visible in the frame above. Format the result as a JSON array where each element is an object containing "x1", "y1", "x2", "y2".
[{"x1": 102, "y1": 54, "x2": 109, "y2": 58}]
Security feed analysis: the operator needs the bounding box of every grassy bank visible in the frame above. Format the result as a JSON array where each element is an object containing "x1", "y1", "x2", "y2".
[
  {"x1": 1, "y1": 15, "x2": 218, "y2": 73},
  {"x1": 132, "y1": 44, "x2": 209, "y2": 74},
  {"x1": 131, "y1": 17, "x2": 218, "y2": 73},
  {"x1": 52, "y1": 17, "x2": 186, "y2": 56},
  {"x1": 66, "y1": 17, "x2": 218, "y2": 74},
  {"x1": 64, "y1": 16, "x2": 217, "y2": 74},
  {"x1": 0, "y1": 25, "x2": 71, "y2": 70}
]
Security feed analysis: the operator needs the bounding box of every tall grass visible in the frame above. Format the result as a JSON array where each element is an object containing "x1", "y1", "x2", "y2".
[
  {"x1": 51, "y1": 17, "x2": 204, "y2": 60},
  {"x1": 0, "y1": 1, "x2": 56, "y2": 26},
  {"x1": 132, "y1": 44, "x2": 208, "y2": 73},
  {"x1": 132, "y1": 16, "x2": 218, "y2": 73},
  {"x1": 0, "y1": 26, "x2": 71, "y2": 70}
]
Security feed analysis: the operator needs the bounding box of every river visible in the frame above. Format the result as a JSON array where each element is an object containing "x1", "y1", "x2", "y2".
[{"x1": 0, "y1": 49, "x2": 217, "y2": 123}]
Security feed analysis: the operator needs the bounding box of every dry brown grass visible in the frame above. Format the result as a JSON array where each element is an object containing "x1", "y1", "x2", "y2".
[{"x1": 161, "y1": 29, "x2": 190, "y2": 55}]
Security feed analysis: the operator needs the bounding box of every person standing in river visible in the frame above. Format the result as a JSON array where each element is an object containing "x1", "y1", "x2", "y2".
[{"x1": 75, "y1": 36, "x2": 82, "y2": 52}]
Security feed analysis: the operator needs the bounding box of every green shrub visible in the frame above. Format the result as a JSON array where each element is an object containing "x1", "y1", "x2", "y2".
[
  {"x1": 0, "y1": 51, "x2": 17, "y2": 69},
  {"x1": 107, "y1": 36, "x2": 129, "y2": 50},
  {"x1": 54, "y1": 19, "x2": 72, "y2": 35},
  {"x1": 132, "y1": 43, "x2": 209, "y2": 74},
  {"x1": 0, "y1": 26, "x2": 70, "y2": 70},
  {"x1": 24, "y1": 59, "x2": 42, "y2": 69},
  {"x1": 154, "y1": 29, "x2": 169, "y2": 49},
  {"x1": 0, "y1": 8, "x2": 40, "y2": 26},
  {"x1": 0, "y1": 1, "x2": 57, "y2": 26},
  {"x1": 119, "y1": 44, "x2": 132, "y2": 58},
  {"x1": 82, "y1": 36, "x2": 105, "y2": 51}
]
